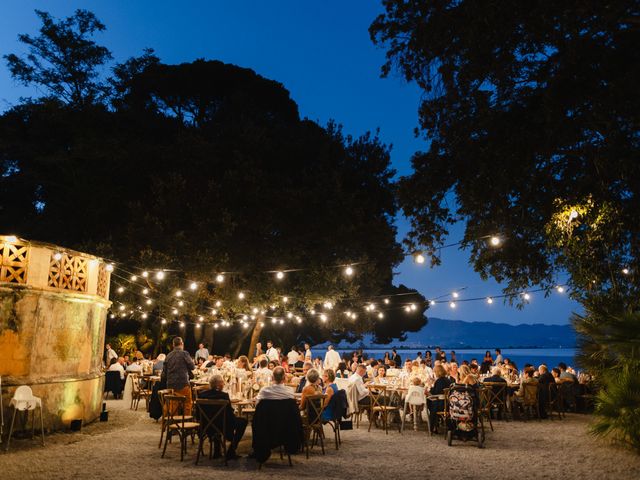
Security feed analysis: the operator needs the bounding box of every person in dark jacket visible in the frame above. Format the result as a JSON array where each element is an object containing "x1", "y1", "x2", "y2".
[
  {"x1": 198, "y1": 374, "x2": 247, "y2": 460},
  {"x1": 163, "y1": 336, "x2": 195, "y2": 415},
  {"x1": 426, "y1": 364, "x2": 453, "y2": 433}
]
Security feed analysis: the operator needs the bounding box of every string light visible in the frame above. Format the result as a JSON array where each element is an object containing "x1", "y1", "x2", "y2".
[
  {"x1": 282, "y1": 296, "x2": 289, "y2": 303},
  {"x1": 320, "y1": 314, "x2": 327, "y2": 322},
  {"x1": 117, "y1": 286, "x2": 124, "y2": 294},
  {"x1": 415, "y1": 253, "x2": 426, "y2": 264},
  {"x1": 179, "y1": 321, "x2": 185, "y2": 328},
  {"x1": 344, "y1": 266, "x2": 354, "y2": 276},
  {"x1": 161, "y1": 319, "x2": 167, "y2": 324},
  {"x1": 449, "y1": 301, "x2": 456, "y2": 308},
  {"x1": 178, "y1": 300, "x2": 184, "y2": 307},
  {"x1": 142, "y1": 288, "x2": 149, "y2": 295},
  {"x1": 214, "y1": 323, "x2": 219, "y2": 329},
  {"x1": 198, "y1": 316, "x2": 204, "y2": 322},
  {"x1": 175, "y1": 290, "x2": 182, "y2": 297},
  {"x1": 155, "y1": 271, "x2": 165, "y2": 281},
  {"x1": 622, "y1": 268, "x2": 630, "y2": 275},
  {"x1": 410, "y1": 303, "x2": 417, "y2": 311},
  {"x1": 215, "y1": 300, "x2": 222, "y2": 307},
  {"x1": 378, "y1": 312, "x2": 384, "y2": 319},
  {"x1": 172, "y1": 308, "x2": 178, "y2": 315},
  {"x1": 452, "y1": 292, "x2": 459, "y2": 298},
  {"x1": 196, "y1": 323, "x2": 201, "y2": 328},
  {"x1": 383, "y1": 298, "x2": 390, "y2": 304},
  {"x1": 106, "y1": 264, "x2": 114, "y2": 272},
  {"x1": 141, "y1": 313, "x2": 148, "y2": 319},
  {"x1": 146, "y1": 299, "x2": 152, "y2": 305},
  {"x1": 404, "y1": 306, "x2": 411, "y2": 313},
  {"x1": 556, "y1": 286, "x2": 564, "y2": 293},
  {"x1": 238, "y1": 292, "x2": 246, "y2": 300},
  {"x1": 141, "y1": 271, "x2": 148, "y2": 278},
  {"x1": 109, "y1": 314, "x2": 115, "y2": 319},
  {"x1": 323, "y1": 301, "x2": 333, "y2": 309},
  {"x1": 276, "y1": 271, "x2": 285, "y2": 280},
  {"x1": 523, "y1": 293, "x2": 531, "y2": 300},
  {"x1": 190, "y1": 282, "x2": 198, "y2": 290},
  {"x1": 53, "y1": 252, "x2": 63, "y2": 261},
  {"x1": 489, "y1": 236, "x2": 501, "y2": 246},
  {"x1": 119, "y1": 305, "x2": 125, "y2": 311},
  {"x1": 130, "y1": 275, "x2": 137, "y2": 282},
  {"x1": 216, "y1": 274, "x2": 225, "y2": 283},
  {"x1": 430, "y1": 300, "x2": 436, "y2": 306},
  {"x1": 486, "y1": 297, "x2": 493, "y2": 304}
]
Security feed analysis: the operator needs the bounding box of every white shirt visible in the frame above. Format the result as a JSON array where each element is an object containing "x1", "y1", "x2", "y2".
[
  {"x1": 287, "y1": 350, "x2": 300, "y2": 365},
  {"x1": 265, "y1": 347, "x2": 279, "y2": 362},
  {"x1": 126, "y1": 362, "x2": 143, "y2": 373},
  {"x1": 256, "y1": 383, "x2": 294, "y2": 402},
  {"x1": 495, "y1": 354, "x2": 503, "y2": 365},
  {"x1": 195, "y1": 347, "x2": 209, "y2": 361},
  {"x1": 304, "y1": 348, "x2": 312, "y2": 361},
  {"x1": 106, "y1": 348, "x2": 118, "y2": 364},
  {"x1": 323, "y1": 349, "x2": 341, "y2": 370},
  {"x1": 108, "y1": 362, "x2": 125, "y2": 380},
  {"x1": 347, "y1": 373, "x2": 369, "y2": 401}
]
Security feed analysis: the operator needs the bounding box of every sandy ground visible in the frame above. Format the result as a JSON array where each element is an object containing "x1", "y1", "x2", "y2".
[{"x1": 1, "y1": 400, "x2": 639, "y2": 480}]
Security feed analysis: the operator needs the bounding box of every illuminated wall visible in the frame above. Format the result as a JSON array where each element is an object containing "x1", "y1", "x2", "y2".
[{"x1": 0, "y1": 236, "x2": 111, "y2": 431}]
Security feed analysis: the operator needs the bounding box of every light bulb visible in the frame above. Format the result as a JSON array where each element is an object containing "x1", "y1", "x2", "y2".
[
  {"x1": 449, "y1": 301, "x2": 456, "y2": 309},
  {"x1": 214, "y1": 323, "x2": 219, "y2": 329},
  {"x1": 198, "y1": 316, "x2": 203, "y2": 322},
  {"x1": 378, "y1": 312, "x2": 384, "y2": 319},
  {"x1": 179, "y1": 321, "x2": 185, "y2": 327},
  {"x1": 106, "y1": 264, "x2": 114, "y2": 272},
  {"x1": 146, "y1": 299, "x2": 152, "y2": 305},
  {"x1": 487, "y1": 297, "x2": 493, "y2": 304},
  {"x1": 216, "y1": 274, "x2": 224, "y2": 283},
  {"x1": 282, "y1": 296, "x2": 289, "y2": 303},
  {"x1": 53, "y1": 252, "x2": 63, "y2": 261},
  {"x1": 130, "y1": 275, "x2": 137, "y2": 282},
  {"x1": 155, "y1": 271, "x2": 165, "y2": 280},
  {"x1": 178, "y1": 300, "x2": 184, "y2": 307},
  {"x1": 490, "y1": 236, "x2": 501, "y2": 246},
  {"x1": 211, "y1": 309, "x2": 217, "y2": 315},
  {"x1": 175, "y1": 290, "x2": 182, "y2": 297},
  {"x1": 141, "y1": 313, "x2": 148, "y2": 319},
  {"x1": 279, "y1": 319, "x2": 284, "y2": 325},
  {"x1": 523, "y1": 293, "x2": 531, "y2": 300},
  {"x1": 452, "y1": 292, "x2": 459, "y2": 298},
  {"x1": 344, "y1": 266, "x2": 354, "y2": 276},
  {"x1": 109, "y1": 314, "x2": 115, "y2": 319},
  {"x1": 142, "y1": 288, "x2": 149, "y2": 295},
  {"x1": 415, "y1": 253, "x2": 425, "y2": 264},
  {"x1": 430, "y1": 300, "x2": 436, "y2": 306},
  {"x1": 320, "y1": 314, "x2": 327, "y2": 322},
  {"x1": 161, "y1": 319, "x2": 167, "y2": 324},
  {"x1": 410, "y1": 303, "x2": 417, "y2": 311},
  {"x1": 287, "y1": 312, "x2": 293, "y2": 318},
  {"x1": 196, "y1": 323, "x2": 201, "y2": 328},
  {"x1": 119, "y1": 305, "x2": 125, "y2": 311},
  {"x1": 190, "y1": 282, "x2": 197, "y2": 290},
  {"x1": 622, "y1": 268, "x2": 630, "y2": 275},
  {"x1": 238, "y1": 292, "x2": 245, "y2": 300},
  {"x1": 117, "y1": 286, "x2": 124, "y2": 293},
  {"x1": 215, "y1": 300, "x2": 222, "y2": 307},
  {"x1": 404, "y1": 306, "x2": 411, "y2": 313},
  {"x1": 141, "y1": 271, "x2": 148, "y2": 278},
  {"x1": 172, "y1": 308, "x2": 178, "y2": 315},
  {"x1": 556, "y1": 286, "x2": 564, "y2": 293},
  {"x1": 383, "y1": 298, "x2": 390, "y2": 304},
  {"x1": 276, "y1": 271, "x2": 284, "y2": 280}
]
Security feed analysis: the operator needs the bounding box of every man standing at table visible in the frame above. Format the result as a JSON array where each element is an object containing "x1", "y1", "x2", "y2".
[
  {"x1": 104, "y1": 343, "x2": 118, "y2": 368},
  {"x1": 265, "y1": 340, "x2": 279, "y2": 362},
  {"x1": 164, "y1": 336, "x2": 195, "y2": 415},
  {"x1": 304, "y1": 343, "x2": 312, "y2": 362},
  {"x1": 195, "y1": 343, "x2": 209, "y2": 363},
  {"x1": 323, "y1": 345, "x2": 341, "y2": 371}
]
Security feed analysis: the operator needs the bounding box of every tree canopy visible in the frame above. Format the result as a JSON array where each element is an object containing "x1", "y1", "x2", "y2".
[
  {"x1": 1, "y1": 9, "x2": 428, "y2": 355},
  {"x1": 370, "y1": 0, "x2": 640, "y2": 304}
]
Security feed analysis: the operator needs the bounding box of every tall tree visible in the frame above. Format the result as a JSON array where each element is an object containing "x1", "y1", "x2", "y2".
[
  {"x1": 371, "y1": 0, "x2": 640, "y2": 449},
  {"x1": 5, "y1": 9, "x2": 113, "y2": 108}
]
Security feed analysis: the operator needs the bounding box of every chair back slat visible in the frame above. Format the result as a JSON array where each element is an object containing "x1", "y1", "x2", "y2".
[{"x1": 195, "y1": 399, "x2": 228, "y2": 439}]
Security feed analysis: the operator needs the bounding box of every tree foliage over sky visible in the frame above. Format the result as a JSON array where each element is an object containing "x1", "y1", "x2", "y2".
[
  {"x1": 371, "y1": 0, "x2": 639, "y2": 302},
  {"x1": 371, "y1": 0, "x2": 640, "y2": 450},
  {"x1": 0, "y1": 9, "x2": 428, "y2": 355}
]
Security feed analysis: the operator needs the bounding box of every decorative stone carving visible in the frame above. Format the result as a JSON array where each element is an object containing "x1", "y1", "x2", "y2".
[{"x1": 0, "y1": 240, "x2": 29, "y2": 284}]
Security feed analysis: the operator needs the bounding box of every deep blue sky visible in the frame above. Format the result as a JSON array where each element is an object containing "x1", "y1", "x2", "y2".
[{"x1": 0, "y1": 1, "x2": 581, "y2": 325}]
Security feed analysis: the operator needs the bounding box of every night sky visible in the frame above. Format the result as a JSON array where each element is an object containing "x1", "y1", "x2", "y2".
[{"x1": 0, "y1": 1, "x2": 581, "y2": 325}]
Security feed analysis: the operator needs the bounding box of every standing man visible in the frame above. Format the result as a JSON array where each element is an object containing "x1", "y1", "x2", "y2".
[
  {"x1": 195, "y1": 343, "x2": 209, "y2": 363},
  {"x1": 287, "y1": 346, "x2": 300, "y2": 366},
  {"x1": 104, "y1": 343, "x2": 118, "y2": 367},
  {"x1": 265, "y1": 341, "x2": 279, "y2": 362},
  {"x1": 323, "y1": 345, "x2": 341, "y2": 371},
  {"x1": 390, "y1": 348, "x2": 401, "y2": 366},
  {"x1": 164, "y1": 336, "x2": 196, "y2": 415},
  {"x1": 304, "y1": 343, "x2": 312, "y2": 362},
  {"x1": 255, "y1": 342, "x2": 264, "y2": 358}
]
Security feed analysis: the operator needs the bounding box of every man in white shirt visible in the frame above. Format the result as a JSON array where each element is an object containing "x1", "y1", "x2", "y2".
[
  {"x1": 494, "y1": 348, "x2": 503, "y2": 365},
  {"x1": 348, "y1": 365, "x2": 370, "y2": 405},
  {"x1": 304, "y1": 343, "x2": 312, "y2": 362},
  {"x1": 323, "y1": 345, "x2": 341, "y2": 370},
  {"x1": 265, "y1": 341, "x2": 279, "y2": 362},
  {"x1": 256, "y1": 367, "x2": 294, "y2": 402},
  {"x1": 195, "y1": 343, "x2": 209, "y2": 363},
  {"x1": 105, "y1": 343, "x2": 118, "y2": 367},
  {"x1": 108, "y1": 356, "x2": 126, "y2": 380},
  {"x1": 255, "y1": 359, "x2": 273, "y2": 385},
  {"x1": 287, "y1": 346, "x2": 300, "y2": 366}
]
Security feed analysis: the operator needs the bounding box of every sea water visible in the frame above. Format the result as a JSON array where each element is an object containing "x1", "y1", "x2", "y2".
[{"x1": 334, "y1": 348, "x2": 576, "y2": 369}]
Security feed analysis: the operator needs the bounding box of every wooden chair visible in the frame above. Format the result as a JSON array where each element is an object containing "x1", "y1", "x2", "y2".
[
  {"x1": 130, "y1": 374, "x2": 152, "y2": 411},
  {"x1": 303, "y1": 394, "x2": 327, "y2": 458},
  {"x1": 518, "y1": 382, "x2": 540, "y2": 420},
  {"x1": 157, "y1": 389, "x2": 174, "y2": 448},
  {"x1": 366, "y1": 385, "x2": 400, "y2": 435},
  {"x1": 161, "y1": 395, "x2": 200, "y2": 461},
  {"x1": 192, "y1": 385, "x2": 210, "y2": 400},
  {"x1": 426, "y1": 394, "x2": 446, "y2": 436},
  {"x1": 477, "y1": 386, "x2": 494, "y2": 432},
  {"x1": 546, "y1": 383, "x2": 563, "y2": 420},
  {"x1": 194, "y1": 399, "x2": 229, "y2": 466},
  {"x1": 483, "y1": 382, "x2": 511, "y2": 421}
]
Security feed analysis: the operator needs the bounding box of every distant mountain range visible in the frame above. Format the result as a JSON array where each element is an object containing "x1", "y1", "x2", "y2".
[{"x1": 323, "y1": 317, "x2": 576, "y2": 349}]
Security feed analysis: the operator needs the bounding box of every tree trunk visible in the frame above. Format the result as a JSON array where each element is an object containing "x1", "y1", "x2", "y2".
[
  {"x1": 247, "y1": 318, "x2": 264, "y2": 359},
  {"x1": 232, "y1": 325, "x2": 253, "y2": 358}
]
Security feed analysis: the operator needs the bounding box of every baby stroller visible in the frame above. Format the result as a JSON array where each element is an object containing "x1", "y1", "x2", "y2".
[{"x1": 445, "y1": 385, "x2": 485, "y2": 448}]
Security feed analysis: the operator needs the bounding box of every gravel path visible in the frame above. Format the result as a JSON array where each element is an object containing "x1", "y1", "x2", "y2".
[{"x1": 1, "y1": 400, "x2": 638, "y2": 480}]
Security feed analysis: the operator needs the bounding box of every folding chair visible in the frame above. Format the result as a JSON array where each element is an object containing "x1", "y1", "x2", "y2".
[
  {"x1": 194, "y1": 399, "x2": 229, "y2": 466},
  {"x1": 161, "y1": 395, "x2": 199, "y2": 461}
]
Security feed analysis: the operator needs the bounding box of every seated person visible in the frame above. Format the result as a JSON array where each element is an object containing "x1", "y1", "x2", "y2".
[
  {"x1": 515, "y1": 366, "x2": 538, "y2": 399},
  {"x1": 256, "y1": 366, "x2": 294, "y2": 402},
  {"x1": 255, "y1": 359, "x2": 273, "y2": 385},
  {"x1": 198, "y1": 374, "x2": 247, "y2": 460},
  {"x1": 426, "y1": 364, "x2": 453, "y2": 433},
  {"x1": 483, "y1": 366, "x2": 507, "y2": 384},
  {"x1": 558, "y1": 362, "x2": 578, "y2": 382},
  {"x1": 108, "y1": 356, "x2": 126, "y2": 382},
  {"x1": 299, "y1": 368, "x2": 323, "y2": 412},
  {"x1": 321, "y1": 369, "x2": 338, "y2": 421},
  {"x1": 348, "y1": 365, "x2": 371, "y2": 406},
  {"x1": 335, "y1": 362, "x2": 350, "y2": 379},
  {"x1": 295, "y1": 362, "x2": 313, "y2": 393},
  {"x1": 153, "y1": 353, "x2": 166, "y2": 374}
]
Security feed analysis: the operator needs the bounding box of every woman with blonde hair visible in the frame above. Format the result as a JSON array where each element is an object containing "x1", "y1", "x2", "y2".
[{"x1": 426, "y1": 363, "x2": 453, "y2": 434}]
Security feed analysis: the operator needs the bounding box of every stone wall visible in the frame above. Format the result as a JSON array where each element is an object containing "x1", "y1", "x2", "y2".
[{"x1": 0, "y1": 236, "x2": 111, "y2": 431}]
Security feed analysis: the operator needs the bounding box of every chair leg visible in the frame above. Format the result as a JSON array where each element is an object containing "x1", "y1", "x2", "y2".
[
  {"x1": 5, "y1": 408, "x2": 18, "y2": 451},
  {"x1": 39, "y1": 406, "x2": 45, "y2": 446},
  {"x1": 161, "y1": 429, "x2": 170, "y2": 458},
  {"x1": 195, "y1": 434, "x2": 202, "y2": 465}
]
